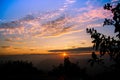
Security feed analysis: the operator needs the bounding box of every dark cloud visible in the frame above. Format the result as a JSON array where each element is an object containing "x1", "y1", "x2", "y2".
[
  {"x1": 0, "y1": 46, "x2": 20, "y2": 50},
  {"x1": 0, "y1": 15, "x2": 35, "y2": 30},
  {"x1": 48, "y1": 47, "x2": 93, "y2": 53},
  {"x1": 20, "y1": 15, "x2": 35, "y2": 21},
  {"x1": 0, "y1": 21, "x2": 22, "y2": 29},
  {"x1": 81, "y1": 42, "x2": 85, "y2": 44},
  {"x1": 30, "y1": 49, "x2": 35, "y2": 51},
  {"x1": 0, "y1": 46, "x2": 11, "y2": 49},
  {"x1": 44, "y1": 15, "x2": 66, "y2": 24},
  {"x1": 4, "y1": 38, "x2": 13, "y2": 42},
  {"x1": 14, "y1": 48, "x2": 20, "y2": 49}
]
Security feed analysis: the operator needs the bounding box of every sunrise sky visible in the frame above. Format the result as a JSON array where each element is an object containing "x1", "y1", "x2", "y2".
[{"x1": 0, "y1": 0, "x2": 119, "y2": 55}]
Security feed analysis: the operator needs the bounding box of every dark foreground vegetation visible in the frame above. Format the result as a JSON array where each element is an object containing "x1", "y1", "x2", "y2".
[
  {"x1": 0, "y1": 61, "x2": 44, "y2": 80},
  {"x1": 86, "y1": 2, "x2": 120, "y2": 80},
  {"x1": 0, "y1": 55, "x2": 119, "y2": 80},
  {"x1": 0, "y1": 57, "x2": 89, "y2": 80},
  {"x1": 0, "y1": 2, "x2": 120, "y2": 80}
]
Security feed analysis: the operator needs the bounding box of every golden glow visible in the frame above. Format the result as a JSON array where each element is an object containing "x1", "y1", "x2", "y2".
[{"x1": 63, "y1": 52, "x2": 67, "y2": 57}]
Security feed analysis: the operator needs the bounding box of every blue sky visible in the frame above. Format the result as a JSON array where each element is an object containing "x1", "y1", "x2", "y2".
[
  {"x1": 0, "y1": 0, "x2": 110, "y2": 21},
  {"x1": 0, "y1": 0, "x2": 119, "y2": 55},
  {"x1": 0, "y1": 0, "x2": 65, "y2": 20}
]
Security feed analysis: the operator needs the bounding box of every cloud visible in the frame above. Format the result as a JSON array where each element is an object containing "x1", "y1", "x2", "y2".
[
  {"x1": 4, "y1": 37, "x2": 24, "y2": 45},
  {"x1": 13, "y1": 48, "x2": 20, "y2": 49},
  {"x1": 81, "y1": 42, "x2": 85, "y2": 44},
  {"x1": 0, "y1": 14, "x2": 80, "y2": 38},
  {"x1": 39, "y1": 0, "x2": 76, "y2": 20},
  {"x1": 30, "y1": 49, "x2": 36, "y2": 51},
  {"x1": 59, "y1": 0, "x2": 76, "y2": 11},
  {"x1": 0, "y1": 0, "x2": 111, "y2": 40},
  {"x1": 0, "y1": 9, "x2": 108, "y2": 39},
  {"x1": 34, "y1": 7, "x2": 110, "y2": 38},
  {"x1": 48, "y1": 47, "x2": 93, "y2": 53},
  {"x1": 0, "y1": 46, "x2": 12, "y2": 49},
  {"x1": 111, "y1": 0, "x2": 120, "y2": 6},
  {"x1": 111, "y1": 0, "x2": 119, "y2": 2},
  {"x1": 0, "y1": 21, "x2": 22, "y2": 29},
  {"x1": 66, "y1": 0, "x2": 76, "y2": 3},
  {"x1": 20, "y1": 15, "x2": 35, "y2": 21},
  {"x1": 0, "y1": 46, "x2": 21, "y2": 50},
  {"x1": 5, "y1": 37, "x2": 22, "y2": 42},
  {"x1": 41, "y1": 27, "x2": 84, "y2": 38},
  {"x1": 5, "y1": 38, "x2": 13, "y2": 42},
  {"x1": 33, "y1": 15, "x2": 81, "y2": 37}
]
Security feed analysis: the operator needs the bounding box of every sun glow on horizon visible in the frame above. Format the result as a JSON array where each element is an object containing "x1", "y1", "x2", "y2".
[{"x1": 63, "y1": 52, "x2": 67, "y2": 57}]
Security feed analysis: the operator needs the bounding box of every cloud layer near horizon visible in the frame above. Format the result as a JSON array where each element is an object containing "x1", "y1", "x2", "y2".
[{"x1": 49, "y1": 46, "x2": 93, "y2": 53}]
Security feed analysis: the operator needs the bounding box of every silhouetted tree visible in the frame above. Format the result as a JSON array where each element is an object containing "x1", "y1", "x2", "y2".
[
  {"x1": 86, "y1": 2, "x2": 120, "y2": 80},
  {"x1": 50, "y1": 56, "x2": 88, "y2": 80}
]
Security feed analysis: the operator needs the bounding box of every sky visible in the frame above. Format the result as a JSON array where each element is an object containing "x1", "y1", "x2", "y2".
[{"x1": 0, "y1": 0, "x2": 119, "y2": 55}]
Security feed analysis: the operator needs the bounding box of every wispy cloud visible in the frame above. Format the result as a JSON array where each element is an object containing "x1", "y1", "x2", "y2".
[
  {"x1": 4, "y1": 37, "x2": 23, "y2": 45},
  {"x1": 5, "y1": 36, "x2": 22, "y2": 41},
  {"x1": 0, "y1": 46, "x2": 21, "y2": 50},
  {"x1": 111, "y1": 0, "x2": 119, "y2": 2},
  {"x1": 0, "y1": 0, "x2": 111, "y2": 41},
  {"x1": 59, "y1": 0, "x2": 76, "y2": 11}
]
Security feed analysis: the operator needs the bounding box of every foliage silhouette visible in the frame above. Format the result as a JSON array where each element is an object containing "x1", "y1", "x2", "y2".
[
  {"x1": 0, "y1": 59, "x2": 90, "y2": 80},
  {"x1": 0, "y1": 61, "x2": 44, "y2": 80},
  {"x1": 50, "y1": 56, "x2": 89, "y2": 80},
  {"x1": 86, "y1": 2, "x2": 120, "y2": 80}
]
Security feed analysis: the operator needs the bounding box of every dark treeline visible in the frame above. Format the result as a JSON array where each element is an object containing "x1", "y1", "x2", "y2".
[
  {"x1": 0, "y1": 57, "x2": 89, "y2": 80},
  {"x1": 0, "y1": 60, "x2": 44, "y2": 80},
  {"x1": 0, "y1": 54, "x2": 119, "y2": 80}
]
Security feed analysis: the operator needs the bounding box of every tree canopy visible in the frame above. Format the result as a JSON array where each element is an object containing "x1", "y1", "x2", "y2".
[{"x1": 86, "y1": 2, "x2": 120, "y2": 72}]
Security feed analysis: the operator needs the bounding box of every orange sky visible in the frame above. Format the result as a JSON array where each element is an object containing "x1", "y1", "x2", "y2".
[{"x1": 0, "y1": 0, "x2": 116, "y2": 55}]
